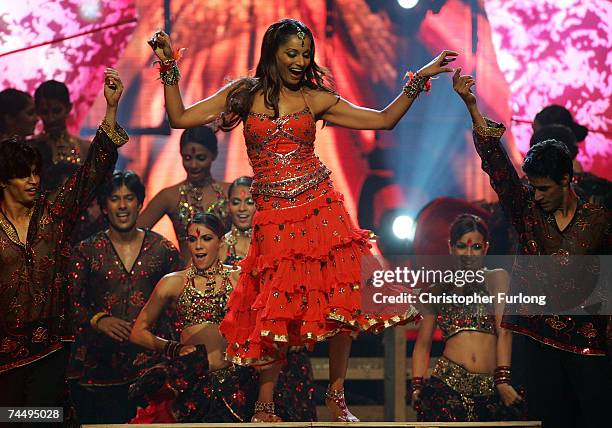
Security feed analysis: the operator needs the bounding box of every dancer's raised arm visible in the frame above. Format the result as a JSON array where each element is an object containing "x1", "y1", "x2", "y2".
[
  {"x1": 148, "y1": 31, "x2": 233, "y2": 128},
  {"x1": 318, "y1": 50, "x2": 458, "y2": 130}
]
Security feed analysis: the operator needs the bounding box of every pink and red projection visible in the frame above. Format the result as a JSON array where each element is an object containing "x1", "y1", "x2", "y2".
[
  {"x1": 485, "y1": 0, "x2": 612, "y2": 179},
  {"x1": 0, "y1": 0, "x2": 610, "y2": 247},
  {"x1": 0, "y1": 0, "x2": 137, "y2": 133}
]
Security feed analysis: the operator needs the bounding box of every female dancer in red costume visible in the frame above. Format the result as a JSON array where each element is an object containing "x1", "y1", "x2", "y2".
[{"x1": 148, "y1": 18, "x2": 456, "y2": 422}]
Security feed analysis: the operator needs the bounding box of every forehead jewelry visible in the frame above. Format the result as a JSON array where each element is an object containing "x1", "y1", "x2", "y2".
[{"x1": 296, "y1": 28, "x2": 306, "y2": 47}]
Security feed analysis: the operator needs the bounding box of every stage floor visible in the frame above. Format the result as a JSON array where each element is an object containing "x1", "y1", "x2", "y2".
[{"x1": 84, "y1": 422, "x2": 541, "y2": 427}]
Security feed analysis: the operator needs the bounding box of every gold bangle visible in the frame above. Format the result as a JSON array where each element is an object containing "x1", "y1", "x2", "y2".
[{"x1": 90, "y1": 311, "x2": 110, "y2": 330}]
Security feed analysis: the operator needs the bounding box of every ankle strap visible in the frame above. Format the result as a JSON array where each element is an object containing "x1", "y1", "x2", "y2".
[{"x1": 326, "y1": 387, "x2": 345, "y2": 400}]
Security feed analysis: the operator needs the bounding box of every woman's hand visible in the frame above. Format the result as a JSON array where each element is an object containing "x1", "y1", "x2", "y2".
[
  {"x1": 417, "y1": 50, "x2": 458, "y2": 78},
  {"x1": 103, "y1": 68, "x2": 123, "y2": 108},
  {"x1": 496, "y1": 383, "x2": 523, "y2": 407},
  {"x1": 452, "y1": 68, "x2": 476, "y2": 105},
  {"x1": 148, "y1": 30, "x2": 174, "y2": 61}
]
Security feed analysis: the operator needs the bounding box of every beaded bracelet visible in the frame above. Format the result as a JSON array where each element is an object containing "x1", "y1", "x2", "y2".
[
  {"x1": 156, "y1": 48, "x2": 184, "y2": 86},
  {"x1": 159, "y1": 61, "x2": 181, "y2": 86},
  {"x1": 402, "y1": 71, "x2": 431, "y2": 99}
]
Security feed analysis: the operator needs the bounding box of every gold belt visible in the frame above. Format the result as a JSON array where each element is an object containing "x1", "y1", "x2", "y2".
[
  {"x1": 432, "y1": 357, "x2": 496, "y2": 422},
  {"x1": 251, "y1": 166, "x2": 331, "y2": 198},
  {"x1": 432, "y1": 356, "x2": 495, "y2": 397}
]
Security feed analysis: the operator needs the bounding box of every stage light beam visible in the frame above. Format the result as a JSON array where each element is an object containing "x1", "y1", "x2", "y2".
[
  {"x1": 392, "y1": 215, "x2": 415, "y2": 241},
  {"x1": 398, "y1": 0, "x2": 419, "y2": 9}
]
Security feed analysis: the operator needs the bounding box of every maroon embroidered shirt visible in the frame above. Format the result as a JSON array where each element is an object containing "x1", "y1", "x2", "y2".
[
  {"x1": 68, "y1": 229, "x2": 180, "y2": 385},
  {"x1": 473, "y1": 120, "x2": 611, "y2": 356},
  {"x1": 0, "y1": 124, "x2": 126, "y2": 373}
]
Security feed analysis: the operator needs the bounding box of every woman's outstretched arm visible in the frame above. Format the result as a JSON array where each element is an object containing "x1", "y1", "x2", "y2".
[
  {"x1": 318, "y1": 50, "x2": 458, "y2": 130},
  {"x1": 148, "y1": 31, "x2": 234, "y2": 129}
]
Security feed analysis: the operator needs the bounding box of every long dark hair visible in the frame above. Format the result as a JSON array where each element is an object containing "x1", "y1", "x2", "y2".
[{"x1": 220, "y1": 18, "x2": 335, "y2": 130}]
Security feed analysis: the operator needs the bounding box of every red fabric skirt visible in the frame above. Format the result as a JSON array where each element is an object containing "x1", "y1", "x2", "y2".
[
  {"x1": 130, "y1": 386, "x2": 176, "y2": 424},
  {"x1": 220, "y1": 180, "x2": 419, "y2": 365}
]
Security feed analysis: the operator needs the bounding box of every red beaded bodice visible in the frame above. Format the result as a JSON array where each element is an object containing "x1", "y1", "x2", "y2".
[{"x1": 243, "y1": 107, "x2": 331, "y2": 199}]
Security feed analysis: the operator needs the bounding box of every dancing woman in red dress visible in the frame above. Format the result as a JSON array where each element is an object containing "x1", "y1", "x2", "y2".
[{"x1": 148, "y1": 18, "x2": 456, "y2": 422}]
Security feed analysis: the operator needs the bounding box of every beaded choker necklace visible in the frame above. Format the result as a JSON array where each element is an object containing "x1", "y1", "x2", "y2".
[
  {"x1": 233, "y1": 225, "x2": 252, "y2": 238},
  {"x1": 187, "y1": 260, "x2": 223, "y2": 291},
  {"x1": 226, "y1": 225, "x2": 253, "y2": 248}
]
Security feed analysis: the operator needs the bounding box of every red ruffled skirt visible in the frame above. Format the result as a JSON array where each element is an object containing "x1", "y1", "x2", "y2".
[{"x1": 219, "y1": 180, "x2": 419, "y2": 365}]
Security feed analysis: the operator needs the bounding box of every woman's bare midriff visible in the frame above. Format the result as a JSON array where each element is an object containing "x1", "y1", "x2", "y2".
[{"x1": 442, "y1": 330, "x2": 497, "y2": 373}]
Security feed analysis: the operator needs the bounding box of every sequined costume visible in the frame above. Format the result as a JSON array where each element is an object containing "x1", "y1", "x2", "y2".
[
  {"x1": 172, "y1": 181, "x2": 229, "y2": 240},
  {"x1": 130, "y1": 268, "x2": 257, "y2": 423},
  {"x1": 472, "y1": 119, "x2": 612, "y2": 427},
  {"x1": 223, "y1": 239, "x2": 317, "y2": 422},
  {"x1": 0, "y1": 123, "x2": 126, "y2": 374},
  {"x1": 417, "y1": 283, "x2": 526, "y2": 422},
  {"x1": 68, "y1": 230, "x2": 180, "y2": 386},
  {"x1": 473, "y1": 120, "x2": 611, "y2": 355},
  {"x1": 222, "y1": 227, "x2": 250, "y2": 266},
  {"x1": 176, "y1": 268, "x2": 233, "y2": 328},
  {"x1": 219, "y1": 102, "x2": 419, "y2": 365},
  {"x1": 31, "y1": 132, "x2": 85, "y2": 183},
  {"x1": 66, "y1": 230, "x2": 179, "y2": 423},
  {"x1": 418, "y1": 357, "x2": 526, "y2": 422}
]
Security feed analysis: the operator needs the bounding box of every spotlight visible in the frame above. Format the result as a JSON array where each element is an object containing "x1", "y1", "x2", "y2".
[
  {"x1": 392, "y1": 215, "x2": 415, "y2": 240},
  {"x1": 397, "y1": 0, "x2": 419, "y2": 9},
  {"x1": 377, "y1": 209, "x2": 415, "y2": 256}
]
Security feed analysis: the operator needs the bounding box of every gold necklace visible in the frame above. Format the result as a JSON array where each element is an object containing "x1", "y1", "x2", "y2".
[
  {"x1": 187, "y1": 260, "x2": 223, "y2": 291},
  {"x1": 233, "y1": 225, "x2": 252, "y2": 238},
  {"x1": 226, "y1": 225, "x2": 252, "y2": 248}
]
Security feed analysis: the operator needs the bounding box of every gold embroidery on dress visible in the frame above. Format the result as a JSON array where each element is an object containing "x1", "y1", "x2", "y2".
[
  {"x1": 177, "y1": 181, "x2": 228, "y2": 232},
  {"x1": 176, "y1": 265, "x2": 234, "y2": 328}
]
